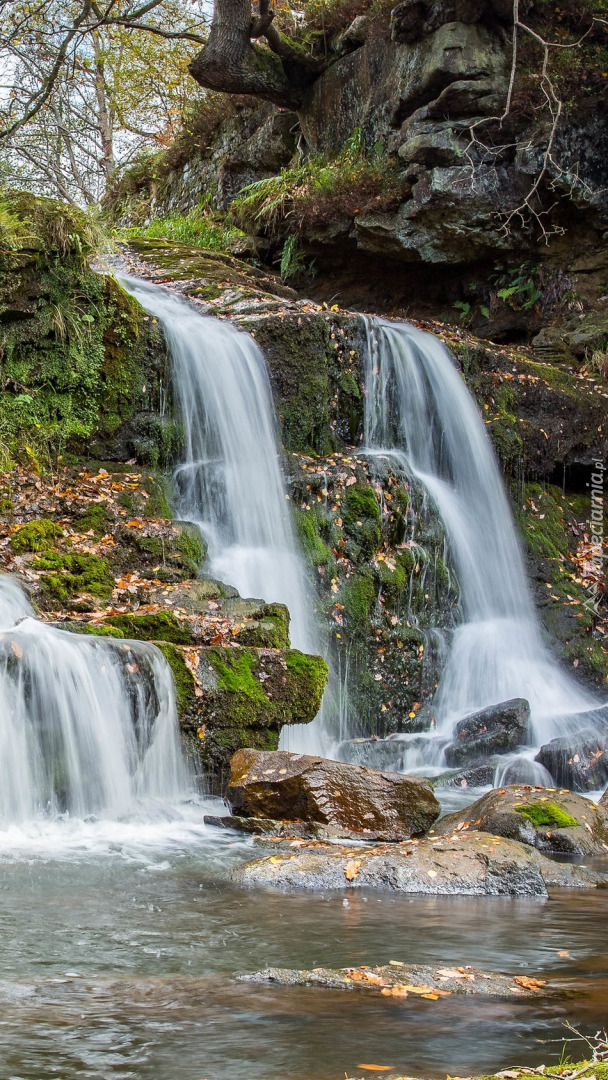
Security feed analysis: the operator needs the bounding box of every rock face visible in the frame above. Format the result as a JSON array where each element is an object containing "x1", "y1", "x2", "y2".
[
  {"x1": 535, "y1": 730, "x2": 608, "y2": 792},
  {"x1": 226, "y1": 748, "x2": 440, "y2": 840},
  {"x1": 434, "y1": 785, "x2": 608, "y2": 856},
  {"x1": 443, "y1": 699, "x2": 531, "y2": 767},
  {"x1": 231, "y1": 831, "x2": 603, "y2": 895}
]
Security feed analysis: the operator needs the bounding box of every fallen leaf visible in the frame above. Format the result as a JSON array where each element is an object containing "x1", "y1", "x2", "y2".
[
  {"x1": 357, "y1": 1066, "x2": 394, "y2": 1071},
  {"x1": 344, "y1": 859, "x2": 361, "y2": 881},
  {"x1": 11, "y1": 640, "x2": 23, "y2": 658}
]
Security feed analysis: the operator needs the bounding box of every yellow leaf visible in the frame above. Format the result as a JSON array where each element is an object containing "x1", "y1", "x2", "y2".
[
  {"x1": 344, "y1": 859, "x2": 361, "y2": 881},
  {"x1": 357, "y1": 1066, "x2": 394, "y2": 1071}
]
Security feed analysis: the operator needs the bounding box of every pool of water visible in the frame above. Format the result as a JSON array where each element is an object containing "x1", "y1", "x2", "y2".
[{"x1": 0, "y1": 797, "x2": 607, "y2": 1080}]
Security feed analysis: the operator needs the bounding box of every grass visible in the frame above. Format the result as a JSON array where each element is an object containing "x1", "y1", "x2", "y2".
[
  {"x1": 123, "y1": 200, "x2": 246, "y2": 253},
  {"x1": 230, "y1": 127, "x2": 405, "y2": 238}
]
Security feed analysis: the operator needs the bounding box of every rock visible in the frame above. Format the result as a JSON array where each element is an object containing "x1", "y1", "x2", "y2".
[
  {"x1": 242, "y1": 962, "x2": 556, "y2": 998},
  {"x1": 183, "y1": 651, "x2": 328, "y2": 786},
  {"x1": 434, "y1": 762, "x2": 496, "y2": 788},
  {"x1": 535, "y1": 729, "x2": 608, "y2": 791},
  {"x1": 601, "y1": 786, "x2": 608, "y2": 809},
  {"x1": 391, "y1": 0, "x2": 488, "y2": 44},
  {"x1": 443, "y1": 698, "x2": 531, "y2": 767},
  {"x1": 398, "y1": 128, "x2": 464, "y2": 166},
  {"x1": 231, "y1": 831, "x2": 604, "y2": 894},
  {"x1": 433, "y1": 785, "x2": 608, "y2": 856},
  {"x1": 226, "y1": 749, "x2": 441, "y2": 841},
  {"x1": 203, "y1": 815, "x2": 321, "y2": 838}
]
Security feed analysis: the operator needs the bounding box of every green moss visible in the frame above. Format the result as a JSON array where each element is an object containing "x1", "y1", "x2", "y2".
[
  {"x1": 66, "y1": 622, "x2": 125, "y2": 639},
  {"x1": 515, "y1": 801, "x2": 579, "y2": 828},
  {"x1": 0, "y1": 498, "x2": 14, "y2": 514},
  {"x1": 11, "y1": 518, "x2": 63, "y2": 553},
  {"x1": 154, "y1": 641, "x2": 196, "y2": 716},
  {"x1": 74, "y1": 502, "x2": 115, "y2": 536},
  {"x1": 208, "y1": 648, "x2": 267, "y2": 701},
  {"x1": 34, "y1": 551, "x2": 114, "y2": 605},
  {"x1": 284, "y1": 650, "x2": 329, "y2": 715},
  {"x1": 296, "y1": 509, "x2": 336, "y2": 570},
  {"x1": 104, "y1": 610, "x2": 192, "y2": 645},
  {"x1": 342, "y1": 572, "x2": 376, "y2": 630},
  {"x1": 112, "y1": 522, "x2": 206, "y2": 582},
  {"x1": 238, "y1": 604, "x2": 291, "y2": 649},
  {"x1": 342, "y1": 483, "x2": 381, "y2": 559}
]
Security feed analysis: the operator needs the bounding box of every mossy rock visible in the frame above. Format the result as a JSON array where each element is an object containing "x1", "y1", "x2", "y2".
[
  {"x1": 341, "y1": 483, "x2": 381, "y2": 560},
  {"x1": 34, "y1": 551, "x2": 115, "y2": 608},
  {"x1": 11, "y1": 519, "x2": 64, "y2": 554},
  {"x1": 73, "y1": 502, "x2": 116, "y2": 536},
  {"x1": 189, "y1": 645, "x2": 328, "y2": 787},
  {"x1": 104, "y1": 610, "x2": 193, "y2": 645},
  {"x1": 237, "y1": 603, "x2": 291, "y2": 649},
  {"x1": 434, "y1": 785, "x2": 608, "y2": 856},
  {"x1": 154, "y1": 640, "x2": 197, "y2": 718},
  {"x1": 111, "y1": 521, "x2": 206, "y2": 582}
]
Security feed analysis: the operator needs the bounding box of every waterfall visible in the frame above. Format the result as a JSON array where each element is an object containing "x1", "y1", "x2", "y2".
[
  {"x1": 118, "y1": 276, "x2": 330, "y2": 754},
  {"x1": 0, "y1": 575, "x2": 186, "y2": 824},
  {"x1": 363, "y1": 317, "x2": 604, "y2": 752}
]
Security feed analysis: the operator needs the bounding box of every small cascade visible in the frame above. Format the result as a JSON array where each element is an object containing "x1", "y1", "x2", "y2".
[
  {"x1": 0, "y1": 575, "x2": 187, "y2": 824},
  {"x1": 362, "y1": 317, "x2": 605, "y2": 766},
  {"x1": 119, "y1": 276, "x2": 331, "y2": 755}
]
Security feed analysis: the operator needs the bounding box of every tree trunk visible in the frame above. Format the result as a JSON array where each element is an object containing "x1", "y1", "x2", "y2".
[{"x1": 188, "y1": 0, "x2": 315, "y2": 109}]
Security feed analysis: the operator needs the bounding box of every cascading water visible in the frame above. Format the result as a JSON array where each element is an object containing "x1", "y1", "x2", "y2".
[
  {"x1": 118, "y1": 275, "x2": 330, "y2": 754},
  {"x1": 0, "y1": 574, "x2": 187, "y2": 824},
  {"x1": 363, "y1": 317, "x2": 605, "y2": 765}
]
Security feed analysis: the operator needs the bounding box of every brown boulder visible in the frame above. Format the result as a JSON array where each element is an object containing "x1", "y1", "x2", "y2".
[
  {"x1": 433, "y1": 785, "x2": 608, "y2": 856},
  {"x1": 227, "y1": 749, "x2": 440, "y2": 841}
]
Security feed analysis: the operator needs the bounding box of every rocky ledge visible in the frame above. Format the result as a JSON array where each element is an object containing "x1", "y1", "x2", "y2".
[{"x1": 231, "y1": 830, "x2": 606, "y2": 896}]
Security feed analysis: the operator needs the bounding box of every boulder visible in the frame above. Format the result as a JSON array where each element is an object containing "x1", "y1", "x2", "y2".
[
  {"x1": 226, "y1": 749, "x2": 440, "y2": 841},
  {"x1": 443, "y1": 698, "x2": 531, "y2": 767},
  {"x1": 433, "y1": 785, "x2": 608, "y2": 856},
  {"x1": 231, "y1": 831, "x2": 603, "y2": 894},
  {"x1": 535, "y1": 731, "x2": 608, "y2": 791}
]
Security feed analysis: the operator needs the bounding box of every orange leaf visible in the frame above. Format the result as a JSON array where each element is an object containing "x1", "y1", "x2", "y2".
[
  {"x1": 344, "y1": 859, "x2": 361, "y2": 881},
  {"x1": 357, "y1": 1067, "x2": 394, "y2": 1071},
  {"x1": 11, "y1": 641, "x2": 23, "y2": 658}
]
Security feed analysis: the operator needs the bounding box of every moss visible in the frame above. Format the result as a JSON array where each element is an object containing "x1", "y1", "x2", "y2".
[
  {"x1": 0, "y1": 498, "x2": 14, "y2": 514},
  {"x1": 342, "y1": 483, "x2": 381, "y2": 559},
  {"x1": 208, "y1": 648, "x2": 267, "y2": 701},
  {"x1": 238, "y1": 604, "x2": 291, "y2": 649},
  {"x1": 111, "y1": 522, "x2": 206, "y2": 582},
  {"x1": 515, "y1": 801, "x2": 580, "y2": 828},
  {"x1": 104, "y1": 610, "x2": 193, "y2": 645},
  {"x1": 74, "y1": 502, "x2": 115, "y2": 536},
  {"x1": 284, "y1": 650, "x2": 329, "y2": 718},
  {"x1": 342, "y1": 571, "x2": 376, "y2": 631},
  {"x1": 34, "y1": 551, "x2": 115, "y2": 605},
  {"x1": 154, "y1": 640, "x2": 196, "y2": 717},
  {"x1": 66, "y1": 622, "x2": 125, "y2": 639},
  {"x1": 296, "y1": 509, "x2": 336, "y2": 570},
  {"x1": 11, "y1": 518, "x2": 63, "y2": 553}
]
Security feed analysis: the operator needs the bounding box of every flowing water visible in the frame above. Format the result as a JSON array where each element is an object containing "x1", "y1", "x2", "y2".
[
  {"x1": 0, "y1": 576, "x2": 186, "y2": 823},
  {"x1": 118, "y1": 275, "x2": 331, "y2": 754},
  {"x1": 361, "y1": 318, "x2": 606, "y2": 771}
]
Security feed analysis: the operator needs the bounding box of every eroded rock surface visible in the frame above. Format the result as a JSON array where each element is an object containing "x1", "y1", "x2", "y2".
[{"x1": 227, "y1": 748, "x2": 440, "y2": 841}]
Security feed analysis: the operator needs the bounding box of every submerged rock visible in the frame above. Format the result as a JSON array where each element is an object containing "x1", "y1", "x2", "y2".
[
  {"x1": 226, "y1": 748, "x2": 440, "y2": 841},
  {"x1": 231, "y1": 831, "x2": 603, "y2": 895},
  {"x1": 241, "y1": 962, "x2": 556, "y2": 999},
  {"x1": 535, "y1": 730, "x2": 608, "y2": 792},
  {"x1": 433, "y1": 785, "x2": 608, "y2": 856},
  {"x1": 444, "y1": 699, "x2": 531, "y2": 767}
]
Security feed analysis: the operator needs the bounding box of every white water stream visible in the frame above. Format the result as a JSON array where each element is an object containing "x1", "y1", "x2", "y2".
[
  {"x1": 119, "y1": 275, "x2": 330, "y2": 753},
  {"x1": 0, "y1": 575, "x2": 187, "y2": 824},
  {"x1": 363, "y1": 318, "x2": 605, "y2": 760}
]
